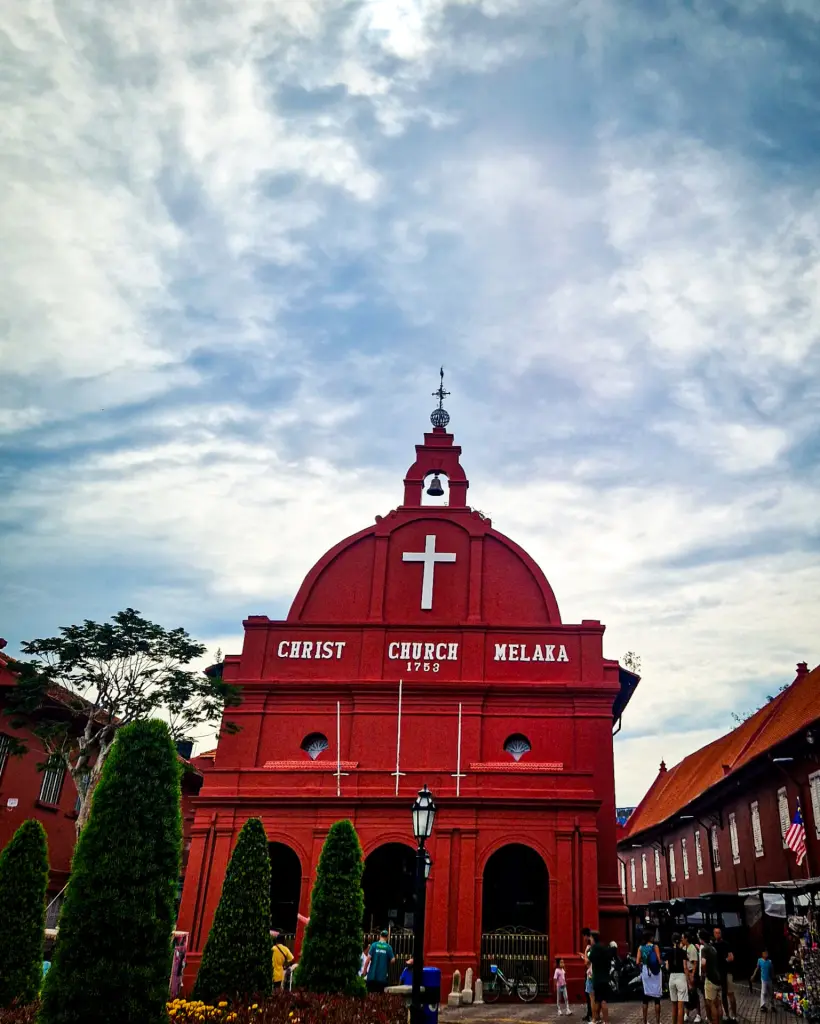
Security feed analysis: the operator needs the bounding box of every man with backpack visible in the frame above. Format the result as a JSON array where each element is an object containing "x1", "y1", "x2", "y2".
[
  {"x1": 637, "y1": 930, "x2": 663, "y2": 1024},
  {"x1": 699, "y1": 928, "x2": 722, "y2": 1024}
]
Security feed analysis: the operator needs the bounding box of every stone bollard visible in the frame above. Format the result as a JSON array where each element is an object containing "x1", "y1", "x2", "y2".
[
  {"x1": 461, "y1": 967, "x2": 474, "y2": 1005},
  {"x1": 474, "y1": 978, "x2": 484, "y2": 1005},
  {"x1": 448, "y1": 970, "x2": 462, "y2": 1007}
]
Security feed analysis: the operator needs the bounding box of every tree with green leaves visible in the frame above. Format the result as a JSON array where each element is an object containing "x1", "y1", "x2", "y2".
[
  {"x1": 295, "y1": 819, "x2": 365, "y2": 996},
  {"x1": 39, "y1": 719, "x2": 182, "y2": 1024},
  {"x1": 193, "y1": 817, "x2": 273, "y2": 1003},
  {"x1": 4, "y1": 609, "x2": 238, "y2": 831},
  {"x1": 0, "y1": 819, "x2": 49, "y2": 1008}
]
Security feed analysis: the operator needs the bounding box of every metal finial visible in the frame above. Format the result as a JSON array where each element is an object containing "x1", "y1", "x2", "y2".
[{"x1": 430, "y1": 367, "x2": 451, "y2": 427}]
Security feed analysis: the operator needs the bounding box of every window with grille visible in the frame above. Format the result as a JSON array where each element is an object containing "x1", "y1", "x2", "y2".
[
  {"x1": 751, "y1": 801, "x2": 764, "y2": 858},
  {"x1": 642, "y1": 853, "x2": 648, "y2": 888},
  {"x1": 669, "y1": 844, "x2": 677, "y2": 882},
  {"x1": 39, "y1": 766, "x2": 65, "y2": 806},
  {"x1": 630, "y1": 858, "x2": 636, "y2": 892},
  {"x1": 654, "y1": 847, "x2": 661, "y2": 885},
  {"x1": 810, "y1": 772, "x2": 820, "y2": 840},
  {"x1": 694, "y1": 830, "x2": 704, "y2": 874},
  {"x1": 728, "y1": 815, "x2": 739, "y2": 864},
  {"x1": 0, "y1": 733, "x2": 10, "y2": 779},
  {"x1": 74, "y1": 774, "x2": 89, "y2": 815},
  {"x1": 682, "y1": 837, "x2": 690, "y2": 879},
  {"x1": 712, "y1": 825, "x2": 722, "y2": 870},
  {"x1": 777, "y1": 788, "x2": 790, "y2": 847}
]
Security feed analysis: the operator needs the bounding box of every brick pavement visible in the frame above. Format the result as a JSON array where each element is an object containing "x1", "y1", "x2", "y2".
[{"x1": 442, "y1": 985, "x2": 778, "y2": 1024}]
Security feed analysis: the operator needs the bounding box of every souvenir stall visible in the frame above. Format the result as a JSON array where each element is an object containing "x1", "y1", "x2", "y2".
[{"x1": 742, "y1": 880, "x2": 820, "y2": 1019}]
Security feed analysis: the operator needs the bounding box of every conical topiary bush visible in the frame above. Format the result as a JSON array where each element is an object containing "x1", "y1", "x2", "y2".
[
  {"x1": 0, "y1": 818, "x2": 49, "y2": 1007},
  {"x1": 39, "y1": 719, "x2": 182, "y2": 1024},
  {"x1": 294, "y1": 819, "x2": 365, "y2": 995},
  {"x1": 192, "y1": 816, "x2": 273, "y2": 1003}
]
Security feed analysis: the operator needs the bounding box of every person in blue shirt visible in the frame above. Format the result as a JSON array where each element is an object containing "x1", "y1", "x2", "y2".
[
  {"x1": 751, "y1": 950, "x2": 774, "y2": 1012},
  {"x1": 366, "y1": 930, "x2": 396, "y2": 993}
]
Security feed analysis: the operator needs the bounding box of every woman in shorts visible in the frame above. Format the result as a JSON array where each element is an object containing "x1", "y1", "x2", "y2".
[{"x1": 668, "y1": 933, "x2": 693, "y2": 1024}]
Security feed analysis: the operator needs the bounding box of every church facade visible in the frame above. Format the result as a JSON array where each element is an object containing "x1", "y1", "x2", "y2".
[{"x1": 178, "y1": 401, "x2": 634, "y2": 994}]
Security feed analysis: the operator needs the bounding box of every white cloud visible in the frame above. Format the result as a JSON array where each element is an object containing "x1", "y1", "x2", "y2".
[{"x1": 2, "y1": 0, "x2": 819, "y2": 808}]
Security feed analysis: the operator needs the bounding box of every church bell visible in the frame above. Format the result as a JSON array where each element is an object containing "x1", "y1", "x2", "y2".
[{"x1": 426, "y1": 473, "x2": 445, "y2": 497}]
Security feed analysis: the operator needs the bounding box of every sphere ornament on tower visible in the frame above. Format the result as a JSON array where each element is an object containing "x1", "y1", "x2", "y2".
[{"x1": 430, "y1": 366, "x2": 451, "y2": 428}]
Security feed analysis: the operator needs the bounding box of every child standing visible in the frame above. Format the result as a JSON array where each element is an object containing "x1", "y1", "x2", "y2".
[
  {"x1": 555, "y1": 957, "x2": 571, "y2": 1015},
  {"x1": 751, "y1": 950, "x2": 774, "y2": 1012}
]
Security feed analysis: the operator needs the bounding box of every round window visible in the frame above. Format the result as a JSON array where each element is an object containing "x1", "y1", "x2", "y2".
[
  {"x1": 301, "y1": 733, "x2": 329, "y2": 760},
  {"x1": 504, "y1": 734, "x2": 531, "y2": 762}
]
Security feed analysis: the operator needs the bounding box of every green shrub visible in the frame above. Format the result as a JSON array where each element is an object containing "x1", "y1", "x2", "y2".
[
  {"x1": 193, "y1": 817, "x2": 273, "y2": 1003},
  {"x1": 294, "y1": 820, "x2": 365, "y2": 995},
  {"x1": 38, "y1": 720, "x2": 182, "y2": 1024},
  {"x1": 0, "y1": 819, "x2": 49, "y2": 1007}
]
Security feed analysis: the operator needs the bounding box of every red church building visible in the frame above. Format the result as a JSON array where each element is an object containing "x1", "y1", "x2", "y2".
[{"x1": 178, "y1": 387, "x2": 636, "y2": 993}]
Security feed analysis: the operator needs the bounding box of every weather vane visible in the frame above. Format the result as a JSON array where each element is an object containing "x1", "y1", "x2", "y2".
[{"x1": 430, "y1": 367, "x2": 451, "y2": 428}]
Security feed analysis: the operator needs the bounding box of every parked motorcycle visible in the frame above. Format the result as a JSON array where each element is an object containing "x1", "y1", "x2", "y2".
[{"x1": 609, "y1": 953, "x2": 644, "y2": 1000}]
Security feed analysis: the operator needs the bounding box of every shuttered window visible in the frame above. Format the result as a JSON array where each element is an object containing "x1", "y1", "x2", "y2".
[
  {"x1": 0, "y1": 733, "x2": 10, "y2": 779},
  {"x1": 751, "y1": 801, "x2": 764, "y2": 857},
  {"x1": 669, "y1": 844, "x2": 677, "y2": 882},
  {"x1": 39, "y1": 765, "x2": 65, "y2": 806},
  {"x1": 810, "y1": 771, "x2": 820, "y2": 839},
  {"x1": 682, "y1": 837, "x2": 690, "y2": 879},
  {"x1": 620, "y1": 860, "x2": 627, "y2": 895},
  {"x1": 778, "y1": 788, "x2": 790, "y2": 847},
  {"x1": 728, "y1": 815, "x2": 740, "y2": 864},
  {"x1": 630, "y1": 858, "x2": 636, "y2": 892},
  {"x1": 694, "y1": 830, "x2": 704, "y2": 874},
  {"x1": 642, "y1": 853, "x2": 648, "y2": 888},
  {"x1": 654, "y1": 847, "x2": 661, "y2": 885},
  {"x1": 712, "y1": 824, "x2": 722, "y2": 870}
]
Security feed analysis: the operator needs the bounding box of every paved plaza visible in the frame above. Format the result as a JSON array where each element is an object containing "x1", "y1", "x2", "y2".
[{"x1": 442, "y1": 987, "x2": 775, "y2": 1024}]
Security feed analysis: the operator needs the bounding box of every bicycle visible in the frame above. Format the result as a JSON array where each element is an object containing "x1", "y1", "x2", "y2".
[{"x1": 483, "y1": 963, "x2": 539, "y2": 1003}]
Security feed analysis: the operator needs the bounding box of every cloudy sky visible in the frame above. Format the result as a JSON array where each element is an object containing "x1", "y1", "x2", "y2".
[{"x1": 2, "y1": 0, "x2": 819, "y2": 805}]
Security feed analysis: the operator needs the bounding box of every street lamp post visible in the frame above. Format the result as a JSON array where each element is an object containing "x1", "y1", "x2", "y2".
[{"x1": 410, "y1": 785, "x2": 436, "y2": 1024}]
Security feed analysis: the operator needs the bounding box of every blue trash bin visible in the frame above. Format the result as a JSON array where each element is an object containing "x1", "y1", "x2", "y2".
[{"x1": 422, "y1": 966, "x2": 441, "y2": 1024}]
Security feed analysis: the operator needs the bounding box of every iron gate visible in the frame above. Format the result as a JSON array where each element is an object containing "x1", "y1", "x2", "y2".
[{"x1": 480, "y1": 929, "x2": 550, "y2": 996}]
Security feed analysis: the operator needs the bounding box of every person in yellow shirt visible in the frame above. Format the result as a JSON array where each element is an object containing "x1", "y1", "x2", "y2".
[{"x1": 272, "y1": 934, "x2": 295, "y2": 989}]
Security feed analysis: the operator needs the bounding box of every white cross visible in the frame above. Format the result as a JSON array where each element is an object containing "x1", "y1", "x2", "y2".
[{"x1": 402, "y1": 534, "x2": 457, "y2": 610}]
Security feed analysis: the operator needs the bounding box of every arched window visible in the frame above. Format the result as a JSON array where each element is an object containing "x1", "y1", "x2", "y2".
[
  {"x1": 503, "y1": 734, "x2": 531, "y2": 762},
  {"x1": 300, "y1": 733, "x2": 328, "y2": 760}
]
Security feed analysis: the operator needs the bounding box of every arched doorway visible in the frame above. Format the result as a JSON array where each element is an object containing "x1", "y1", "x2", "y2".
[
  {"x1": 362, "y1": 843, "x2": 416, "y2": 933},
  {"x1": 269, "y1": 842, "x2": 302, "y2": 933},
  {"x1": 482, "y1": 843, "x2": 548, "y2": 932},
  {"x1": 481, "y1": 844, "x2": 549, "y2": 993}
]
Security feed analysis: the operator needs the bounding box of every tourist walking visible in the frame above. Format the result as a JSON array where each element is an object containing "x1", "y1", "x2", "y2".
[
  {"x1": 588, "y1": 931, "x2": 614, "y2": 1024},
  {"x1": 699, "y1": 929, "x2": 722, "y2": 1024},
  {"x1": 751, "y1": 950, "x2": 774, "y2": 1012},
  {"x1": 271, "y1": 933, "x2": 295, "y2": 990},
  {"x1": 637, "y1": 931, "x2": 663, "y2": 1024},
  {"x1": 581, "y1": 927, "x2": 593, "y2": 1021},
  {"x1": 668, "y1": 933, "x2": 693, "y2": 1024},
  {"x1": 366, "y1": 930, "x2": 396, "y2": 994},
  {"x1": 712, "y1": 927, "x2": 737, "y2": 1023},
  {"x1": 555, "y1": 957, "x2": 572, "y2": 1015},
  {"x1": 685, "y1": 931, "x2": 702, "y2": 1024}
]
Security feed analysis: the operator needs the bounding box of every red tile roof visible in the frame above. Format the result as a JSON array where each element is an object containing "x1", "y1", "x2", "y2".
[{"x1": 624, "y1": 662, "x2": 818, "y2": 839}]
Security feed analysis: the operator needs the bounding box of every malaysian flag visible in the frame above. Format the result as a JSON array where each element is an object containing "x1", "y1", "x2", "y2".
[{"x1": 785, "y1": 804, "x2": 807, "y2": 866}]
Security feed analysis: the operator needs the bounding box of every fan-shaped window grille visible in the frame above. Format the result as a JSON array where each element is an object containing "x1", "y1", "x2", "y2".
[
  {"x1": 504, "y1": 734, "x2": 531, "y2": 762},
  {"x1": 301, "y1": 733, "x2": 329, "y2": 760}
]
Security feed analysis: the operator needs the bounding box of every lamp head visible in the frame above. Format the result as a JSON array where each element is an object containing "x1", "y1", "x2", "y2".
[{"x1": 412, "y1": 784, "x2": 436, "y2": 841}]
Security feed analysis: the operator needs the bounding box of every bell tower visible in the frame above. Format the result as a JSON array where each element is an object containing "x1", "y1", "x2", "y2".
[{"x1": 402, "y1": 369, "x2": 469, "y2": 508}]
